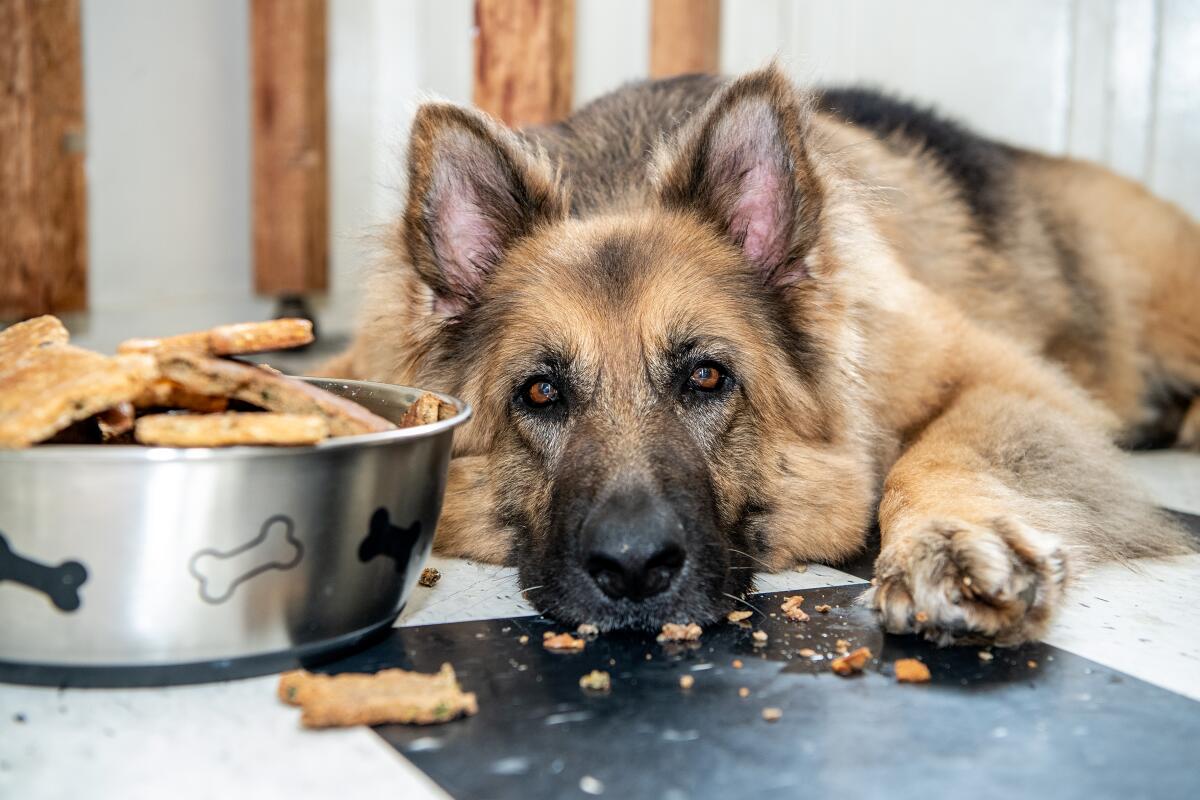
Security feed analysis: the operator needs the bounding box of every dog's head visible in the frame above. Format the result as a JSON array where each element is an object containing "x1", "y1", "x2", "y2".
[{"x1": 389, "y1": 67, "x2": 877, "y2": 629}]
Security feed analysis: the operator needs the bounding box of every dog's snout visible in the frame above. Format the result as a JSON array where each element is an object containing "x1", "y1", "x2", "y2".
[{"x1": 582, "y1": 490, "x2": 686, "y2": 601}]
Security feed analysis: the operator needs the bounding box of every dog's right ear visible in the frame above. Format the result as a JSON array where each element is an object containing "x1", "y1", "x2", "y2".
[{"x1": 403, "y1": 105, "x2": 567, "y2": 316}]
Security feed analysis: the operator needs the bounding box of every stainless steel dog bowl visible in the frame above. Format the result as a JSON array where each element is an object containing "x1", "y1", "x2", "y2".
[{"x1": 0, "y1": 378, "x2": 470, "y2": 687}]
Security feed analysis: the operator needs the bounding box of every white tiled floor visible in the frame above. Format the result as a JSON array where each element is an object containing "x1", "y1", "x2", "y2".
[{"x1": 2, "y1": 451, "x2": 1197, "y2": 800}]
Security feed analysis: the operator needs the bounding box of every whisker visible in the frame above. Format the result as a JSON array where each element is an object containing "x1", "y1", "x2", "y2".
[
  {"x1": 722, "y1": 592, "x2": 765, "y2": 617},
  {"x1": 727, "y1": 547, "x2": 774, "y2": 571},
  {"x1": 520, "y1": 584, "x2": 547, "y2": 596}
]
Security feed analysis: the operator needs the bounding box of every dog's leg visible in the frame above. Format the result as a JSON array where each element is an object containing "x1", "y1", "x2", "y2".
[
  {"x1": 432, "y1": 456, "x2": 516, "y2": 565},
  {"x1": 868, "y1": 384, "x2": 1190, "y2": 646}
]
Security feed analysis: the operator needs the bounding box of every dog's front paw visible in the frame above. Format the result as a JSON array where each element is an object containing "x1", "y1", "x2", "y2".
[{"x1": 866, "y1": 517, "x2": 1069, "y2": 646}]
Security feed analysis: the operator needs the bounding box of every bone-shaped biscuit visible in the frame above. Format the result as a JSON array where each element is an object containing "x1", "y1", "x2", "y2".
[
  {"x1": 188, "y1": 515, "x2": 303, "y2": 604},
  {"x1": 0, "y1": 532, "x2": 88, "y2": 612},
  {"x1": 357, "y1": 508, "x2": 422, "y2": 574}
]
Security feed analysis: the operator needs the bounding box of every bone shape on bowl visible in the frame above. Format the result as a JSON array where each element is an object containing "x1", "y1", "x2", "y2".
[{"x1": 188, "y1": 515, "x2": 303, "y2": 604}]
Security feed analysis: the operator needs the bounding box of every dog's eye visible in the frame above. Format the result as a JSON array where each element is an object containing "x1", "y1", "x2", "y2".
[
  {"x1": 688, "y1": 363, "x2": 725, "y2": 392},
  {"x1": 522, "y1": 378, "x2": 560, "y2": 408}
]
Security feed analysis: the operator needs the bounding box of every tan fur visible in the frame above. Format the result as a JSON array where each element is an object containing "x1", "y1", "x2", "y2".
[{"x1": 331, "y1": 67, "x2": 1198, "y2": 644}]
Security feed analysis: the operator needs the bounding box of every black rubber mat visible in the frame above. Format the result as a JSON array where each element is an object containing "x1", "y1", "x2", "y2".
[{"x1": 318, "y1": 584, "x2": 1200, "y2": 799}]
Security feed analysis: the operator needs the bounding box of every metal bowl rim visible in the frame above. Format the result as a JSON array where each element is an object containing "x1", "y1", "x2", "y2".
[{"x1": 0, "y1": 377, "x2": 471, "y2": 463}]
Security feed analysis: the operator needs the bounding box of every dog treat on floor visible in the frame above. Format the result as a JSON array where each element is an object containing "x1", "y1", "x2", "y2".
[
  {"x1": 157, "y1": 353, "x2": 394, "y2": 436},
  {"x1": 781, "y1": 595, "x2": 809, "y2": 621},
  {"x1": 579, "y1": 670, "x2": 611, "y2": 692},
  {"x1": 657, "y1": 622, "x2": 703, "y2": 643},
  {"x1": 831, "y1": 647, "x2": 873, "y2": 676},
  {"x1": 208, "y1": 319, "x2": 314, "y2": 355},
  {"x1": 678, "y1": 674, "x2": 695, "y2": 690},
  {"x1": 761, "y1": 707, "x2": 783, "y2": 722},
  {"x1": 0, "y1": 315, "x2": 69, "y2": 365},
  {"x1": 119, "y1": 318, "x2": 313, "y2": 357},
  {"x1": 543, "y1": 632, "x2": 586, "y2": 652},
  {"x1": 894, "y1": 658, "x2": 931, "y2": 683},
  {"x1": 418, "y1": 567, "x2": 441, "y2": 587},
  {"x1": 277, "y1": 664, "x2": 477, "y2": 728},
  {"x1": 726, "y1": 610, "x2": 753, "y2": 623},
  {"x1": 0, "y1": 345, "x2": 157, "y2": 448},
  {"x1": 134, "y1": 412, "x2": 329, "y2": 447},
  {"x1": 814, "y1": 604, "x2": 832, "y2": 613}
]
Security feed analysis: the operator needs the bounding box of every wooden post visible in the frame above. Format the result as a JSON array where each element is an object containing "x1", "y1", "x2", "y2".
[
  {"x1": 650, "y1": 0, "x2": 720, "y2": 78},
  {"x1": 250, "y1": 0, "x2": 328, "y2": 296},
  {"x1": 0, "y1": 0, "x2": 87, "y2": 319},
  {"x1": 474, "y1": 0, "x2": 575, "y2": 127}
]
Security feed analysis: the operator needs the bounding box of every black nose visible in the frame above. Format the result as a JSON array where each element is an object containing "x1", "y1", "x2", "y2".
[{"x1": 581, "y1": 490, "x2": 686, "y2": 601}]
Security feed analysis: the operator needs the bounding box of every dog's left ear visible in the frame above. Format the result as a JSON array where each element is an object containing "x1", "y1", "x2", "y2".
[{"x1": 653, "y1": 66, "x2": 823, "y2": 287}]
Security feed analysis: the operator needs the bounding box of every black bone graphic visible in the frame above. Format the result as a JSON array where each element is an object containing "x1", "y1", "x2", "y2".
[
  {"x1": 188, "y1": 514, "x2": 303, "y2": 604},
  {"x1": 358, "y1": 508, "x2": 422, "y2": 573},
  {"x1": 0, "y1": 531, "x2": 88, "y2": 612}
]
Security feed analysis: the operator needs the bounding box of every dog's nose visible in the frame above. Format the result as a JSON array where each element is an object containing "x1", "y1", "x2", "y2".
[{"x1": 582, "y1": 490, "x2": 686, "y2": 601}]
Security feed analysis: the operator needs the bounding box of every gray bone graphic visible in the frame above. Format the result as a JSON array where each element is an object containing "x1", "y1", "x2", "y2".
[{"x1": 188, "y1": 515, "x2": 303, "y2": 604}]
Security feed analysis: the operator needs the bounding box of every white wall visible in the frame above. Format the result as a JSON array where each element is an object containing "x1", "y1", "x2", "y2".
[{"x1": 63, "y1": 0, "x2": 1198, "y2": 351}]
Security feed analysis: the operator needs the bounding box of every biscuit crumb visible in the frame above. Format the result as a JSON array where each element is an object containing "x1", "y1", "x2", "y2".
[
  {"x1": 726, "y1": 610, "x2": 753, "y2": 623},
  {"x1": 752, "y1": 630, "x2": 768, "y2": 645},
  {"x1": 1027, "y1": 659, "x2": 1038, "y2": 669},
  {"x1": 518, "y1": 635, "x2": 529, "y2": 645},
  {"x1": 656, "y1": 622, "x2": 702, "y2": 643},
  {"x1": 797, "y1": 648, "x2": 817, "y2": 658},
  {"x1": 418, "y1": 567, "x2": 441, "y2": 587},
  {"x1": 761, "y1": 707, "x2": 783, "y2": 722},
  {"x1": 543, "y1": 633, "x2": 585, "y2": 652},
  {"x1": 576, "y1": 623, "x2": 599, "y2": 637},
  {"x1": 579, "y1": 670, "x2": 611, "y2": 692},
  {"x1": 894, "y1": 658, "x2": 931, "y2": 683},
  {"x1": 978, "y1": 650, "x2": 994, "y2": 662},
  {"x1": 679, "y1": 675, "x2": 695, "y2": 690},
  {"x1": 780, "y1": 595, "x2": 809, "y2": 621},
  {"x1": 835, "y1": 639, "x2": 851, "y2": 653},
  {"x1": 738, "y1": 687, "x2": 750, "y2": 698},
  {"x1": 814, "y1": 604, "x2": 832, "y2": 614},
  {"x1": 831, "y1": 647, "x2": 872, "y2": 676},
  {"x1": 732, "y1": 659, "x2": 744, "y2": 669}
]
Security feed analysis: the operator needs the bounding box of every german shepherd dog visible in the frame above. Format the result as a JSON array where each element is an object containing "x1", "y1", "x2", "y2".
[{"x1": 329, "y1": 66, "x2": 1199, "y2": 645}]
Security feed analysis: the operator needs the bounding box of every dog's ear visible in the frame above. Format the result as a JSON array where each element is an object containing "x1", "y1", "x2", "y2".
[
  {"x1": 653, "y1": 66, "x2": 823, "y2": 287},
  {"x1": 404, "y1": 104, "x2": 567, "y2": 316}
]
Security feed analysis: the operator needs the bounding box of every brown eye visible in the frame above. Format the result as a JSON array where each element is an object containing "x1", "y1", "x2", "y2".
[
  {"x1": 526, "y1": 379, "x2": 559, "y2": 406},
  {"x1": 689, "y1": 364, "x2": 723, "y2": 392}
]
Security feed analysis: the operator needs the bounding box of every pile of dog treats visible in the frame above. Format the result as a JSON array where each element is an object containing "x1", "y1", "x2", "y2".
[{"x1": 0, "y1": 315, "x2": 452, "y2": 449}]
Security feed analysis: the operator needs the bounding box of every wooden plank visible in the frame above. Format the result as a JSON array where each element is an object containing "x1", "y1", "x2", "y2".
[
  {"x1": 0, "y1": 0, "x2": 87, "y2": 319},
  {"x1": 650, "y1": 0, "x2": 720, "y2": 78},
  {"x1": 473, "y1": 0, "x2": 575, "y2": 127},
  {"x1": 251, "y1": 0, "x2": 328, "y2": 296}
]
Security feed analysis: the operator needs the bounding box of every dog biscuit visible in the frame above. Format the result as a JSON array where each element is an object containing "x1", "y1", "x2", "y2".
[
  {"x1": 135, "y1": 412, "x2": 329, "y2": 447},
  {"x1": 400, "y1": 391, "x2": 441, "y2": 428},
  {"x1": 97, "y1": 402, "x2": 136, "y2": 441},
  {"x1": 118, "y1": 318, "x2": 313, "y2": 357},
  {"x1": 0, "y1": 315, "x2": 69, "y2": 366},
  {"x1": 134, "y1": 379, "x2": 229, "y2": 413},
  {"x1": 157, "y1": 353, "x2": 394, "y2": 436},
  {"x1": 208, "y1": 319, "x2": 314, "y2": 355},
  {"x1": 277, "y1": 664, "x2": 478, "y2": 728},
  {"x1": 0, "y1": 347, "x2": 157, "y2": 448}
]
